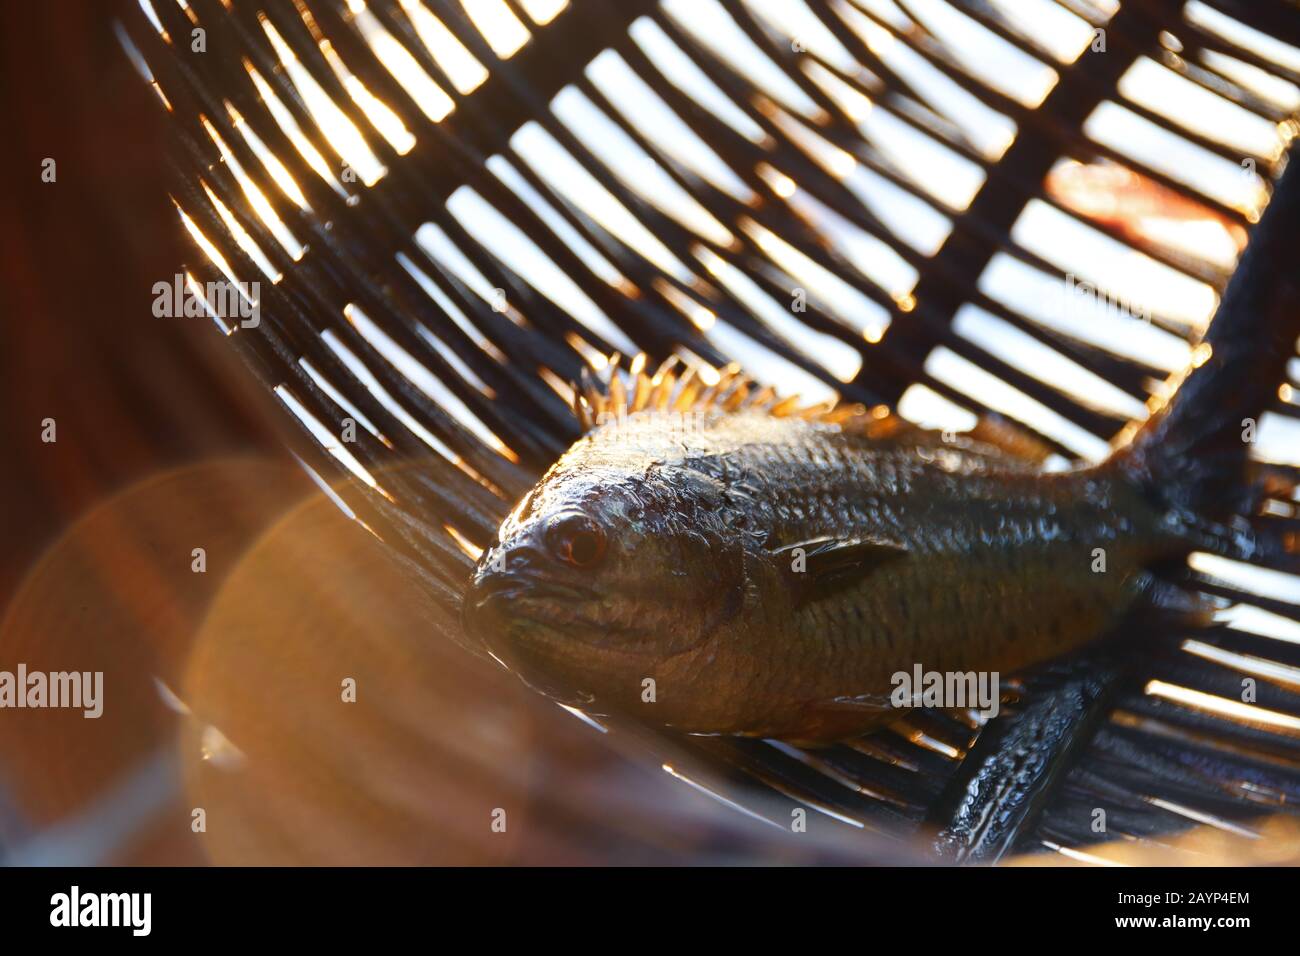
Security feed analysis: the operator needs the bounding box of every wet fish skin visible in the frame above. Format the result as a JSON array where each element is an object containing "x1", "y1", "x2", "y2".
[{"x1": 463, "y1": 407, "x2": 1180, "y2": 742}]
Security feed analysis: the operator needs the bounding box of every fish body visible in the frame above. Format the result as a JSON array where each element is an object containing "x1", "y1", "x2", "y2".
[
  {"x1": 464, "y1": 400, "x2": 1179, "y2": 741},
  {"x1": 458, "y1": 156, "x2": 1300, "y2": 744}
]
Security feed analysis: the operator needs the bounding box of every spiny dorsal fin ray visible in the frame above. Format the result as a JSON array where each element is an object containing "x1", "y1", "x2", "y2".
[
  {"x1": 572, "y1": 352, "x2": 885, "y2": 434},
  {"x1": 568, "y1": 354, "x2": 1052, "y2": 467}
]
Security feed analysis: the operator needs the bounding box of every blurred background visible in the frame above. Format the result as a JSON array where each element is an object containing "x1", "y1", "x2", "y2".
[{"x1": 0, "y1": 0, "x2": 301, "y2": 864}]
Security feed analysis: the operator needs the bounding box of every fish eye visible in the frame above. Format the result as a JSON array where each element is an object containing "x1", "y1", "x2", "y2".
[{"x1": 544, "y1": 512, "x2": 607, "y2": 568}]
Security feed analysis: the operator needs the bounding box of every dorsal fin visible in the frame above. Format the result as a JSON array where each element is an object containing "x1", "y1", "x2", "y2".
[
  {"x1": 568, "y1": 354, "x2": 1055, "y2": 466},
  {"x1": 570, "y1": 352, "x2": 850, "y2": 432}
]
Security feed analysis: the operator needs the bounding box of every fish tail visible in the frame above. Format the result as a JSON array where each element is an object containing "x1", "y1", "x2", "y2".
[{"x1": 1109, "y1": 154, "x2": 1300, "y2": 540}]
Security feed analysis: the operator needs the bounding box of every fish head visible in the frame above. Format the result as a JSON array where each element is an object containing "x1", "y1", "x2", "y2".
[{"x1": 462, "y1": 459, "x2": 749, "y2": 712}]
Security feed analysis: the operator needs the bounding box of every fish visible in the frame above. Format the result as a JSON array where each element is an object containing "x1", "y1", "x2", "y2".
[
  {"x1": 462, "y1": 178, "x2": 1300, "y2": 744},
  {"x1": 462, "y1": 371, "x2": 1154, "y2": 742}
]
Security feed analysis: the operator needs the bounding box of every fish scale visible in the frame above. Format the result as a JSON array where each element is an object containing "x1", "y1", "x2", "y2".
[{"x1": 465, "y1": 401, "x2": 1183, "y2": 741}]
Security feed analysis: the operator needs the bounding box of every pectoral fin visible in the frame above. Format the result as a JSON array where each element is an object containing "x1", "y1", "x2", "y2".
[{"x1": 770, "y1": 535, "x2": 909, "y2": 607}]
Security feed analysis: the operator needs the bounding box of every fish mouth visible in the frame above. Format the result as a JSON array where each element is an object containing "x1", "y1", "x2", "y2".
[
  {"x1": 462, "y1": 572, "x2": 607, "y2": 652},
  {"x1": 473, "y1": 592, "x2": 657, "y2": 655},
  {"x1": 461, "y1": 568, "x2": 744, "y2": 713},
  {"x1": 461, "y1": 576, "x2": 606, "y2": 703},
  {"x1": 473, "y1": 580, "x2": 597, "y2": 605},
  {"x1": 462, "y1": 569, "x2": 597, "y2": 642},
  {"x1": 462, "y1": 571, "x2": 742, "y2": 662}
]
